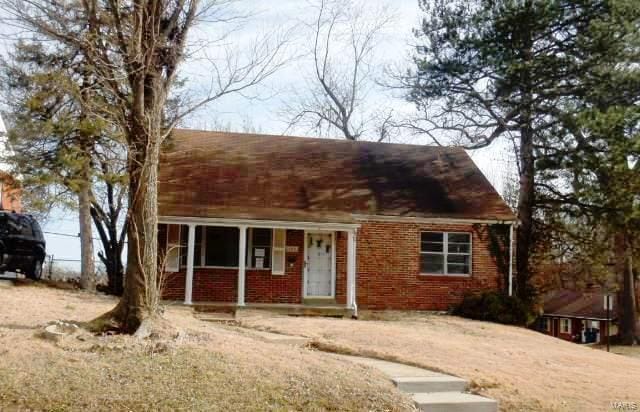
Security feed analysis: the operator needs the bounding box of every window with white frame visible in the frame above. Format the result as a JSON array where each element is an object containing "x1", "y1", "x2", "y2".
[
  {"x1": 171, "y1": 225, "x2": 287, "y2": 274},
  {"x1": 248, "y1": 228, "x2": 272, "y2": 269},
  {"x1": 181, "y1": 226, "x2": 239, "y2": 268},
  {"x1": 420, "y1": 232, "x2": 471, "y2": 275},
  {"x1": 246, "y1": 228, "x2": 286, "y2": 273},
  {"x1": 560, "y1": 318, "x2": 571, "y2": 334}
]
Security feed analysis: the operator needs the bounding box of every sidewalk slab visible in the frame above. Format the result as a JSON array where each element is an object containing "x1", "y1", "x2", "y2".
[
  {"x1": 413, "y1": 391, "x2": 497, "y2": 412},
  {"x1": 393, "y1": 375, "x2": 468, "y2": 393}
]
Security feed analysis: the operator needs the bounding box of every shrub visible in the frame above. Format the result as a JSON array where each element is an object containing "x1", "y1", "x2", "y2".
[{"x1": 453, "y1": 291, "x2": 532, "y2": 326}]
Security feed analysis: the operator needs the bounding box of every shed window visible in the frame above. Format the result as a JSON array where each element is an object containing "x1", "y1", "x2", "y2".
[
  {"x1": 420, "y1": 232, "x2": 471, "y2": 275},
  {"x1": 540, "y1": 317, "x2": 550, "y2": 331},
  {"x1": 560, "y1": 318, "x2": 571, "y2": 334}
]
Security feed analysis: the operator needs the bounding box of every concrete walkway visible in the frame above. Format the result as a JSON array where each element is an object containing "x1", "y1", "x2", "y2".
[
  {"x1": 223, "y1": 322, "x2": 498, "y2": 412},
  {"x1": 334, "y1": 355, "x2": 497, "y2": 412}
]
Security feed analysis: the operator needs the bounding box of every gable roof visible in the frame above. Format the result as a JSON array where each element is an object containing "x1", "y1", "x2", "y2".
[
  {"x1": 542, "y1": 289, "x2": 616, "y2": 320},
  {"x1": 158, "y1": 129, "x2": 515, "y2": 223}
]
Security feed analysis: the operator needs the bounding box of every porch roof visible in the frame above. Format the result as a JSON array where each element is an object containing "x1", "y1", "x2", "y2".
[
  {"x1": 159, "y1": 205, "x2": 356, "y2": 225},
  {"x1": 158, "y1": 129, "x2": 516, "y2": 223}
]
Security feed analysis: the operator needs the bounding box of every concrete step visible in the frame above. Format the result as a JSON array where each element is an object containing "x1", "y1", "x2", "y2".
[
  {"x1": 392, "y1": 376, "x2": 467, "y2": 393},
  {"x1": 245, "y1": 329, "x2": 311, "y2": 346},
  {"x1": 194, "y1": 312, "x2": 238, "y2": 325},
  {"x1": 412, "y1": 392, "x2": 497, "y2": 412}
]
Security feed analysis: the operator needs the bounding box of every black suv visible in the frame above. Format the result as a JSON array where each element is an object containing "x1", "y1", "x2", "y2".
[{"x1": 0, "y1": 211, "x2": 46, "y2": 279}]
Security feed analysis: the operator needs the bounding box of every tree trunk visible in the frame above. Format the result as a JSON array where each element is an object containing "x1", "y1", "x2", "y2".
[
  {"x1": 78, "y1": 181, "x2": 95, "y2": 290},
  {"x1": 91, "y1": 202, "x2": 126, "y2": 296},
  {"x1": 515, "y1": 125, "x2": 535, "y2": 302},
  {"x1": 96, "y1": 125, "x2": 161, "y2": 333},
  {"x1": 617, "y1": 230, "x2": 638, "y2": 345}
]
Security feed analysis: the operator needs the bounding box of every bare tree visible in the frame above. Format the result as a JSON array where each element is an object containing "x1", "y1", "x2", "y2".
[
  {"x1": 2, "y1": 0, "x2": 289, "y2": 333},
  {"x1": 284, "y1": 0, "x2": 395, "y2": 141}
]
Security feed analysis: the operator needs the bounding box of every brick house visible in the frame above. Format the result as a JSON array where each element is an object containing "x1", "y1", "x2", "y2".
[
  {"x1": 157, "y1": 129, "x2": 516, "y2": 315},
  {"x1": 537, "y1": 289, "x2": 616, "y2": 344}
]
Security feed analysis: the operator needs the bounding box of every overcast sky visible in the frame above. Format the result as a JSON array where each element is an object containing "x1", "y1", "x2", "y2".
[{"x1": 1, "y1": 0, "x2": 515, "y2": 271}]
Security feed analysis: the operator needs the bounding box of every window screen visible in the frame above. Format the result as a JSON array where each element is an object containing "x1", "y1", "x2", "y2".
[{"x1": 420, "y1": 232, "x2": 471, "y2": 275}]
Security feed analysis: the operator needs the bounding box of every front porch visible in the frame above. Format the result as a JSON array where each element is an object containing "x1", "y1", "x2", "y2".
[
  {"x1": 158, "y1": 216, "x2": 359, "y2": 316},
  {"x1": 191, "y1": 301, "x2": 354, "y2": 318}
]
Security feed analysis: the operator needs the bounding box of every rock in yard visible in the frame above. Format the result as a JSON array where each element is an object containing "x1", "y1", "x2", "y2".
[{"x1": 42, "y1": 321, "x2": 80, "y2": 342}]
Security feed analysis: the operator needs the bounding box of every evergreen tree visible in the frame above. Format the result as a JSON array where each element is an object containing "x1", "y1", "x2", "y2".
[
  {"x1": 539, "y1": 0, "x2": 640, "y2": 342},
  {"x1": 408, "y1": 0, "x2": 635, "y2": 305},
  {"x1": 0, "y1": 40, "x2": 127, "y2": 293}
]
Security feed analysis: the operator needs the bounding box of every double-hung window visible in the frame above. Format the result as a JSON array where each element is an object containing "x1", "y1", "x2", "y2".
[
  {"x1": 560, "y1": 318, "x2": 571, "y2": 334},
  {"x1": 420, "y1": 232, "x2": 471, "y2": 275},
  {"x1": 248, "y1": 228, "x2": 272, "y2": 269},
  {"x1": 247, "y1": 228, "x2": 286, "y2": 274}
]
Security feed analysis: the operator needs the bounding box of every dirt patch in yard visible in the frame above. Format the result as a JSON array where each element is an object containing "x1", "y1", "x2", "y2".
[
  {"x1": 237, "y1": 310, "x2": 640, "y2": 412},
  {"x1": 0, "y1": 285, "x2": 413, "y2": 411}
]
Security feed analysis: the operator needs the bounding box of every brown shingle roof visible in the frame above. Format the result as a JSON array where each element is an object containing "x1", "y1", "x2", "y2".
[
  {"x1": 543, "y1": 289, "x2": 616, "y2": 320},
  {"x1": 158, "y1": 129, "x2": 516, "y2": 223}
]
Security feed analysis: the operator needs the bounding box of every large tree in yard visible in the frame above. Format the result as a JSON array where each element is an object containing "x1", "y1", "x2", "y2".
[
  {"x1": 2, "y1": 0, "x2": 287, "y2": 333},
  {"x1": 538, "y1": 0, "x2": 640, "y2": 342},
  {"x1": 407, "y1": 0, "x2": 636, "y2": 304}
]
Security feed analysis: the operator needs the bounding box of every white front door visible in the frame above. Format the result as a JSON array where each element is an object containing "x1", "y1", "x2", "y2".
[{"x1": 305, "y1": 232, "x2": 334, "y2": 297}]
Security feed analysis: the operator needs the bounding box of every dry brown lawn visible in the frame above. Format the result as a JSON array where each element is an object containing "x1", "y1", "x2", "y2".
[
  {"x1": 0, "y1": 282, "x2": 413, "y2": 412},
  {"x1": 237, "y1": 310, "x2": 640, "y2": 412},
  {"x1": 596, "y1": 344, "x2": 640, "y2": 360}
]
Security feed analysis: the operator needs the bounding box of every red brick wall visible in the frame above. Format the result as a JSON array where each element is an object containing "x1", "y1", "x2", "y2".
[
  {"x1": 160, "y1": 221, "x2": 503, "y2": 310},
  {"x1": 246, "y1": 229, "x2": 304, "y2": 304},
  {"x1": 547, "y1": 317, "x2": 582, "y2": 342},
  {"x1": 354, "y1": 220, "x2": 502, "y2": 311},
  {"x1": 160, "y1": 228, "x2": 313, "y2": 303}
]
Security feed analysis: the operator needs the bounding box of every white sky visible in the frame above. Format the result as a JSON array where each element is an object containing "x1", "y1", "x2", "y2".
[{"x1": 1, "y1": 0, "x2": 516, "y2": 270}]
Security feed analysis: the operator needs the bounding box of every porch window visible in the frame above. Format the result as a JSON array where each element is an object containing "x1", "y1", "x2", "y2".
[
  {"x1": 560, "y1": 318, "x2": 571, "y2": 334},
  {"x1": 180, "y1": 226, "x2": 239, "y2": 268},
  {"x1": 246, "y1": 228, "x2": 287, "y2": 274},
  {"x1": 175, "y1": 225, "x2": 287, "y2": 272},
  {"x1": 248, "y1": 228, "x2": 271, "y2": 269},
  {"x1": 420, "y1": 232, "x2": 471, "y2": 275}
]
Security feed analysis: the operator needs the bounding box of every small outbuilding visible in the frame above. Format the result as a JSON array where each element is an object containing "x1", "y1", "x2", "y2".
[{"x1": 538, "y1": 289, "x2": 616, "y2": 344}]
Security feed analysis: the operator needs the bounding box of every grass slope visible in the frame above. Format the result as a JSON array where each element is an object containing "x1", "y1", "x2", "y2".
[
  {"x1": 237, "y1": 310, "x2": 640, "y2": 412},
  {"x1": 0, "y1": 284, "x2": 412, "y2": 412}
]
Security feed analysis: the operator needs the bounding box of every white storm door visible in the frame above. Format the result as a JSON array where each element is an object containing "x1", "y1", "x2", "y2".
[{"x1": 305, "y1": 232, "x2": 334, "y2": 297}]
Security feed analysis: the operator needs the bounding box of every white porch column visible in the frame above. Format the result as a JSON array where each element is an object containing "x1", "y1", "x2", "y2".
[
  {"x1": 346, "y1": 229, "x2": 357, "y2": 312},
  {"x1": 237, "y1": 225, "x2": 247, "y2": 306},
  {"x1": 185, "y1": 224, "x2": 196, "y2": 305}
]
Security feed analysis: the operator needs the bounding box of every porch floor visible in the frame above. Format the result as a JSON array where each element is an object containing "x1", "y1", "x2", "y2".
[{"x1": 190, "y1": 302, "x2": 354, "y2": 318}]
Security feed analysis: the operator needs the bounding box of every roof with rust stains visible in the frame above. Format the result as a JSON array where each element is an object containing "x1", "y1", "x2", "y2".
[{"x1": 158, "y1": 129, "x2": 516, "y2": 223}]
